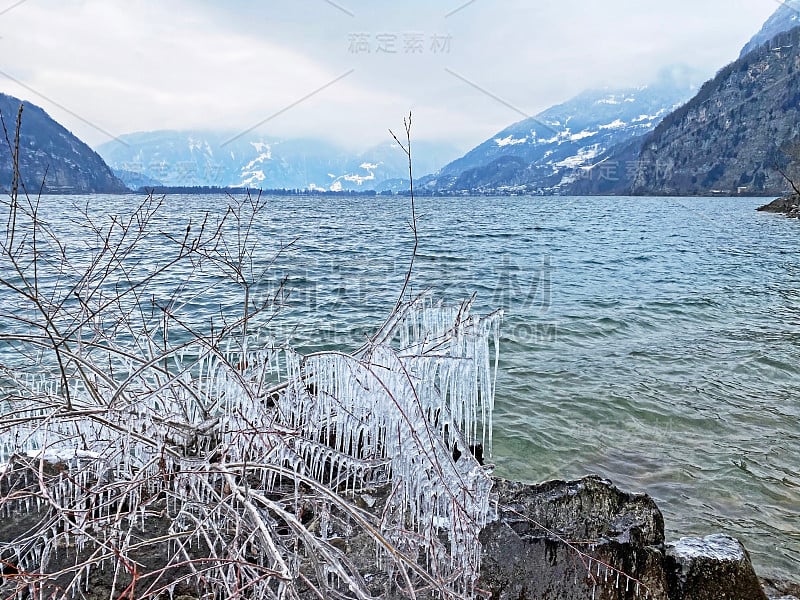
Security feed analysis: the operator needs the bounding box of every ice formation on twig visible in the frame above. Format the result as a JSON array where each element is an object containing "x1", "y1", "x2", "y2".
[{"x1": 0, "y1": 293, "x2": 501, "y2": 599}]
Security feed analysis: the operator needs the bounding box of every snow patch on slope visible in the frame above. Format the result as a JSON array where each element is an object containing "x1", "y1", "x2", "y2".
[
  {"x1": 327, "y1": 162, "x2": 380, "y2": 189},
  {"x1": 553, "y1": 144, "x2": 602, "y2": 169},
  {"x1": 599, "y1": 119, "x2": 626, "y2": 130},
  {"x1": 343, "y1": 172, "x2": 375, "y2": 185},
  {"x1": 250, "y1": 142, "x2": 272, "y2": 158},
  {"x1": 494, "y1": 135, "x2": 528, "y2": 147},
  {"x1": 239, "y1": 143, "x2": 273, "y2": 186},
  {"x1": 188, "y1": 137, "x2": 213, "y2": 156},
  {"x1": 632, "y1": 109, "x2": 667, "y2": 123},
  {"x1": 240, "y1": 170, "x2": 266, "y2": 186},
  {"x1": 569, "y1": 130, "x2": 597, "y2": 141}
]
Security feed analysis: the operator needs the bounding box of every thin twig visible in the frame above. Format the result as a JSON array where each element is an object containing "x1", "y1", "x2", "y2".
[{"x1": 389, "y1": 112, "x2": 418, "y2": 315}]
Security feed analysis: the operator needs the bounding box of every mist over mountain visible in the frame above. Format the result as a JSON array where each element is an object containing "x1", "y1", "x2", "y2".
[
  {"x1": 631, "y1": 25, "x2": 800, "y2": 196},
  {"x1": 0, "y1": 93, "x2": 127, "y2": 194},
  {"x1": 97, "y1": 131, "x2": 459, "y2": 192}
]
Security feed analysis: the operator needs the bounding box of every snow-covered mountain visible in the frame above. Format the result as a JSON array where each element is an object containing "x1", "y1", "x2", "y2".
[
  {"x1": 420, "y1": 68, "x2": 701, "y2": 194},
  {"x1": 96, "y1": 131, "x2": 458, "y2": 191}
]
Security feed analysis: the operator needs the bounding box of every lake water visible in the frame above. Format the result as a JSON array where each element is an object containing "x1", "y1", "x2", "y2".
[{"x1": 3, "y1": 193, "x2": 799, "y2": 580}]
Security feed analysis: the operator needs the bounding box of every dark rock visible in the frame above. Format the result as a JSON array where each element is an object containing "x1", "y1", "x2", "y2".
[
  {"x1": 757, "y1": 194, "x2": 800, "y2": 216},
  {"x1": 480, "y1": 475, "x2": 669, "y2": 599},
  {"x1": 665, "y1": 534, "x2": 767, "y2": 600},
  {"x1": 480, "y1": 477, "x2": 778, "y2": 600},
  {"x1": 0, "y1": 455, "x2": 203, "y2": 599}
]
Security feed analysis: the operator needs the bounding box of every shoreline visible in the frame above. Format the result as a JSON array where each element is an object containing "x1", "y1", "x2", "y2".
[{"x1": 2, "y1": 459, "x2": 797, "y2": 599}]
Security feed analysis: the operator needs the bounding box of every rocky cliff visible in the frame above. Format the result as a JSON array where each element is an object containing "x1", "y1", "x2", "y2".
[
  {"x1": 573, "y1": 26, "x2": 800, "y2": 196},
  {"x1": 630, "y1": 25, "x2": 800, "y2": 196}
]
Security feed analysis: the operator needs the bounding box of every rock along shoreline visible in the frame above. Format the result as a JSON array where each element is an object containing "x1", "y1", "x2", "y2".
[
  {"x1": 757, "y1": 193, "x2": 800, "y2": 218},
  {"x1": 481, "y1": 475, "x2": 798, "y2": 600},
  {"x1": 2, "y1": 462, "x2": 797, "y2": 600}
]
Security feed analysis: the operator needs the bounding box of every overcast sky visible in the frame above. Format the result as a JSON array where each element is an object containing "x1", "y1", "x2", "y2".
[{"x1": 0, "y1": 1, "x2": 782, "y2": 153}]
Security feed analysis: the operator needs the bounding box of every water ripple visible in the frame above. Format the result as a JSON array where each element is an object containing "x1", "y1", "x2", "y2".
[{"x1": 3, "y1": 193, "x2": 799, "y2": 580}]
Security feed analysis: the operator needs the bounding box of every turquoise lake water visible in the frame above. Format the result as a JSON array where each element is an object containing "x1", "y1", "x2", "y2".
[{"x1": 3, "y1": 193, "x2": 799, "y2": 580}]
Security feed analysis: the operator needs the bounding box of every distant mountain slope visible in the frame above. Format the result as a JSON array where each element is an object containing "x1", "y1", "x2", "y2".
[
  {"x1": 420, "y1": 69, "x2": 699, "y2": 194},
  {"x1": 0, "y1": 94, "x2": 128, "y2": 194},
  {"x1": 112, "y1": 168, "x2": 163, "y2": 190},
  {"x1": 740, "y1": 0, "x2": 800, "y2": 58},
  {"x1": 619, "y1": 26, "x2": 800, "y2": 196},
  {"x1": 97, "y1": 131, "x2": 458, "y2": 191}
]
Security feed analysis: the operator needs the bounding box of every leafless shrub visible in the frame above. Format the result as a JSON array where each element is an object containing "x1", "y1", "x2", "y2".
[{"x1": 0, "y1": 108, "x2": 501, "y2": 599}]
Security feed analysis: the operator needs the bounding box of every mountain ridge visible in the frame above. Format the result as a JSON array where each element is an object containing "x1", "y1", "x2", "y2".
[
  {"x1": 740, "y1": 0, "x2": 800, "y2": 58},
  {"x1": 418, "y1": 69, "x2": 701, "y2": 195},
  {"x1": 568, "y1": 25, "x2": 800, "y2": 196},
  {"x1": 0, "y1": 93, "x2": 128, "y2": 194}
]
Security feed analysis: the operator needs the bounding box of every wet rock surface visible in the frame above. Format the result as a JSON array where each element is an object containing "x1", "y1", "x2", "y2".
[
  {"x1": 480, "y1": 475, "x2": 669, "y2": 599},
  {"x1": 665, "y1": 534, "x2": 767, "y2": 600},
  {"x1": 479, "y1": 476, "x2": 786, "y2": 600}
]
